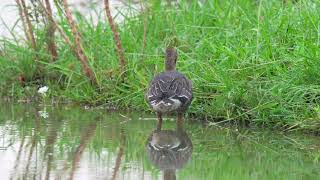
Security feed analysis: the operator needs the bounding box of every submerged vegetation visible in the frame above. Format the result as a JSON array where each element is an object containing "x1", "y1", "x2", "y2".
[{"x1": 1, "y1": 0, "x2": 320, "y2": 132}]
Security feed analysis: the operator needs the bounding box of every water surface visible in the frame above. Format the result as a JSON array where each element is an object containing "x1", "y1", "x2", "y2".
[{"x1": 0, "y1": 102, "x2": 319, "y2": 180}]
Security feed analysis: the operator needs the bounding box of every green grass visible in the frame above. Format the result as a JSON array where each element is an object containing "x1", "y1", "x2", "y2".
[{"x1": 1, "y1": 0, "x2": 320, "y2": 132}]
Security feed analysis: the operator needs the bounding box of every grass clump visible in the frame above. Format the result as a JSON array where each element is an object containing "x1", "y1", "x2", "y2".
[{"x1": 1, "y1": 0, "x2": 320, "y2": 132}]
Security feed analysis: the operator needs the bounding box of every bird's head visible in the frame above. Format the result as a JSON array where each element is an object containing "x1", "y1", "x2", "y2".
[{"x1": 165, "y1": 47, "x2": 177, "y2": 71}]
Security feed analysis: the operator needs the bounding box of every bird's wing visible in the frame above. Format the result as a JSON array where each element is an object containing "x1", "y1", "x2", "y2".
[
  {"x1": 146, "y1": 74, "x2": 171, "y2": 103},
  {"x1": 147, "y1": 74, "x2": 192, "y2": 104},
  {"x1": 169, "y1": 76, "x2": 192, "y2": 104}
]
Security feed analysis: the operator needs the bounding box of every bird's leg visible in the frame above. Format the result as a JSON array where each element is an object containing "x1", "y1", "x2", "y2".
[
  {"x1": 156, "y1": 112, "x2": 163, "y2": 130},
  {"x1": 177, "y1": 113, "x2": 184, "y2": 131}
]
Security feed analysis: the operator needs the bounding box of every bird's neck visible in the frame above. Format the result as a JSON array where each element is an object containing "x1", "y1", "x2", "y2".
[
  {"x1": 165, "y1": 58, "x2": 176, "y2": 71},
  {"x1": 165, "y1": 65, "x2": 176, "y2": 71}
]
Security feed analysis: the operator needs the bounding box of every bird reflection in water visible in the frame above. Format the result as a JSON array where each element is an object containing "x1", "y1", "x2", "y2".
[{"x1": 145, "y1": 128, "x2": 192, "y2": 180}]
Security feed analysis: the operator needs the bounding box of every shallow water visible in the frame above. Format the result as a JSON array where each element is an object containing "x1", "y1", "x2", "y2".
[{"x1": 0, "y1": 102, "x2": 319, "y2": 180}]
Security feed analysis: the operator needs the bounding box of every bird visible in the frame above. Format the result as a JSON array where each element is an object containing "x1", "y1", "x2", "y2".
[{"x1": 146, "y1": 47, "x2": 193, "y2": 130}]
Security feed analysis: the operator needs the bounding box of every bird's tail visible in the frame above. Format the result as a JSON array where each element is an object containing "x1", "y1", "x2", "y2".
[{"x1": 151, "y1": 98, "x2": 181, "y2": 112}]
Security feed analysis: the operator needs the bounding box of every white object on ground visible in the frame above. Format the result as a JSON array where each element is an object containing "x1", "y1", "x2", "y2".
[{"x1": 38, "y1": 86, "x2": 49, "y2": 94}]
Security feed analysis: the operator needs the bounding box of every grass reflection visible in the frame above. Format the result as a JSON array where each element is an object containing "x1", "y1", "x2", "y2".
[{"x1": 0, "y1": 103, "x2": 319, "y2": 179}]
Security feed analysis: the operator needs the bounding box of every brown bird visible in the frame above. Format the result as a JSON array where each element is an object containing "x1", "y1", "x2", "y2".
[{"x1": 146, "y1": 47, "x2": 193, "y2": 130}]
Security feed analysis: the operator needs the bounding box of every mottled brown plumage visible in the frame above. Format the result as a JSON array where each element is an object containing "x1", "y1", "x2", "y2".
[{"x1": 146, "y1": 47, "x2": 193, "y2": 130}]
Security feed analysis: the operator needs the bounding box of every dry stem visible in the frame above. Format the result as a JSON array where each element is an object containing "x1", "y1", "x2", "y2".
[
  {"x1": 19, "y1": 0, "x2": 37, "y2": 50},
  {"x1": 44, "y1": 0, "x2": 58, "y2": 61},
  {"x1": 15, "y1": 0, "x2": 30, "y2": 44},
  {"x1": 62, "y1": 0, "x2": 97, "y2": 85},
  {"x1": 104, "y1": 0, "x2": 126, "y2": 74}
]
